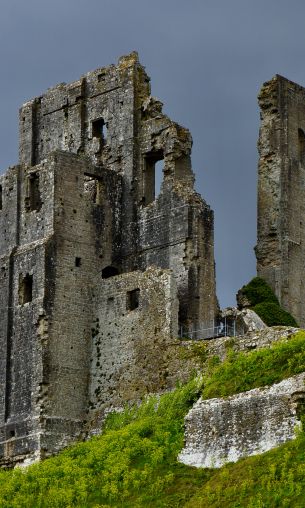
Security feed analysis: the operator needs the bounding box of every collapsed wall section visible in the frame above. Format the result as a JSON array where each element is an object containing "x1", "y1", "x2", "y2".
[{"x1": 256, "y1": 75, "x2": 305, "y2": 326}]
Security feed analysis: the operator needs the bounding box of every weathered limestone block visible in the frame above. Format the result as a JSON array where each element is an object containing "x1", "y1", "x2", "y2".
[
  {"x1": 178, "y1": 373, "x2": 305, "y2": 468},
  {"x1": 220, "y1": 307, "x2": 266, "y2": 335}
]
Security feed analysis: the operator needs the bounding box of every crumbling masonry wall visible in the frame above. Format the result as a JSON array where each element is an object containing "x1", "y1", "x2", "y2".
[
  {"x1": 179, "y1": 373, "x2": 305, "y2": 469},
  {"x1": 256, "y1": 75, "x2": 305, "y2": 326},
  {"x1": 0, "y1": 53, "x2": 217, "y2": 465}
]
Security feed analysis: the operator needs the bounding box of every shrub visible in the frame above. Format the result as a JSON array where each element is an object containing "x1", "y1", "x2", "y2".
[
  {"x1": 239, "y1": 276, "x2": 279, "y2": 306},
  {"x1": 239, "y1": 276, "x2": 298, "y2": 327},
  {"x1": 254, "y1": 302, "x2": 298, "y2": 327}
]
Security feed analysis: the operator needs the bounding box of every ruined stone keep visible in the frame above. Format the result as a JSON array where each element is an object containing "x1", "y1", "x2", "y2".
[
  {"x1": 256, "y1": 75, "x2": 305, "y2": 327},
  {"x1": 0, "y1": 52, "x2": 218, "y2": 465}
]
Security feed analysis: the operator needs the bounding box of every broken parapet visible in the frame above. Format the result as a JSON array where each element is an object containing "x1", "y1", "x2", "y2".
[
  {"x1": 256, "y1": 75, "x2": 305, "y2": 327},
  {"x1": 178, "y1": 373, "x2": 305, "y2": 468}
]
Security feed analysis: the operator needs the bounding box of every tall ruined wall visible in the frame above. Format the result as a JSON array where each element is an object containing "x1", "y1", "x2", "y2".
[
  {"x1": 256, "y1": 75, "x2": 305, "y2": 326},
  {"x1": 0, "y1": 161, "x2": 55, "y2": 464}
]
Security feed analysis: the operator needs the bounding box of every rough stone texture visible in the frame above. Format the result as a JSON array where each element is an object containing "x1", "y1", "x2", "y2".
[
  {"x1": 89, "y1": 267, "x2": 180, "y2": 427},
  {"x1": 0, "y1": 53, "x2": 217, "y2": 466},
  {"x1": 256, "y1": 75, "x2": 305, "y2": 326},
  {"x1": 178, "y1": 373, "x2": 305, "y2": 468}
]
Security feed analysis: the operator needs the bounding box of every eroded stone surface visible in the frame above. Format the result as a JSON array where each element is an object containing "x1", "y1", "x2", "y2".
[{"x1": 178, "y1": 373, "x2": 305, "y2": 469}]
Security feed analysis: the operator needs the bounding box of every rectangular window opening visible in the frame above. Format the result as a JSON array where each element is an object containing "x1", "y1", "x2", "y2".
[
  {"x1": 25, "y1": 173, "x2": 42, "y2": 211},
  {"x1": 155, "y1": 159, "x2": 164, "y2": 198},
  {"x1": 92, "y1": 118, "x2": 107, "y2": 143},
  {"x1": 84, "y1": 175, "x2": 103, "y2": 205},
  {"x1": 126, "y1": 288, "x2": 140, "y2": 311},
  {"x1": 143, "y1": 152, "x2": 164, "y2": 205},
  {"x1": 19, "y1": 273, "x2": 33, "y2": 305},
  {"x1": 298, "y1": 128, "x2": 305, "y2": 166},
  {"x1": 75, "y1": 257, "x2": 81, "y2": 267}
]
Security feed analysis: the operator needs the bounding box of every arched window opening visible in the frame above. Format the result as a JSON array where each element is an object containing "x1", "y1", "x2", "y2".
[
  {"x1": 102, "y1": 266, "x2": 119, "y2": 279},
  {"x1": 298, "y1": 128, "x2": 305, "y2": 166}
]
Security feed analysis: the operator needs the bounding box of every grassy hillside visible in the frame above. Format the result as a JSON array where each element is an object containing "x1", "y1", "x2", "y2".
[{"x1": 1, "y1": 332, "x2": 305, "y2": 507}]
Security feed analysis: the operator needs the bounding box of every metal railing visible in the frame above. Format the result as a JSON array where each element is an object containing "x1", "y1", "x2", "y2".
[{"x1": 178, "y1": 319, "x2": 244, "y2": 340}]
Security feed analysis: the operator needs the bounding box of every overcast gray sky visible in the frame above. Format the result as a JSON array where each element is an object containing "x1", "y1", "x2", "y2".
[{"x1": 1, "y1": 0, "x2": 305, "y2": 307}]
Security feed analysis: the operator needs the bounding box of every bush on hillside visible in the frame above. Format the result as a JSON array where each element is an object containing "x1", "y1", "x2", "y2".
[
  {"x1": 253, "y1": 302, "x2": 298, "y2": 327},
  {"x1": 239, "y1": 276, "x2": 279, "y2": 306},
  {"x1": 239, "y1": 276, "x2": 298, "y2": 327}
]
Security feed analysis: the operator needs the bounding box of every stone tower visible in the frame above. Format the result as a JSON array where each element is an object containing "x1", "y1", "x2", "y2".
[
  {"x1": 0, "y1": 53, "x2": 217, "y2": 465},
  {"x1": 256, "y1": 75, "x2": 305, "y2": 326}
]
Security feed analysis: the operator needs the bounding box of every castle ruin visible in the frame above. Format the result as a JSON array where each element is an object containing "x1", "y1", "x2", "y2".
[
  {"x1": 256, "y1": 75, "x2": 305, "y2": 327},
  {"x1": 2, "y1": 51, "x2": 305, "y2": 468},
  {"x1": 0, "y1": 53, "x2": 217, "y2": 466}
]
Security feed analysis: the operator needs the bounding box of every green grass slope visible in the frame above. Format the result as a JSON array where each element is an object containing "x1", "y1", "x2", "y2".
[{"x1": 1, "y1": 332, "x2": 305, "y2": 507}]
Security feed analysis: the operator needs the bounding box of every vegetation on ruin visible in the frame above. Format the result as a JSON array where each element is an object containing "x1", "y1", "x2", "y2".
[
  {"x1": 240, "y1": 276, "x2": 299, "y2": 326},
  {"x1": 1, "y1": 331, "x2": 305, "y2": 507}
]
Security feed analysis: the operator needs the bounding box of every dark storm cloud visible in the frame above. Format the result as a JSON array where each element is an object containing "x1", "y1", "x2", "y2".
[{"x1": 1, "y1": 0, "x2": 305, "y2": 306}]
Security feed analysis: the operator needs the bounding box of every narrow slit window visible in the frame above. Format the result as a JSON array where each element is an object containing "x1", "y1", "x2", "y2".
[
  {"x1": 126, "y1": 288, "x2": 140, "y2": 311},
  {"x1": 75, "y1": 257, "x2": 81, "y2": 267},
  {"x1": 25, "y1": 173, "x2": 42, "y2": 211},
  {"x1": 298, "y1": 129, "x2": 305, "y2": 166},
  {"x1": 155, "y1": 159, "x2": 164, "y2": 198},
  {"x1": 143, "y1": 152, "x2": 164, "y2": 205},
  {"x1": 0, "y1": 185, "x2": 2, "y2": 210},
  {"x1": 19, "y1": 274, "x2": 33, "y2": 305}
]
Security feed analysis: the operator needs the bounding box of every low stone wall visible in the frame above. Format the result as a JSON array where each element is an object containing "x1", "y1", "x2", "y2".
[
  {"x1": 178, "y1": 373, "x2": 305, "y2": 468},
  {"x1": 204, "y1": 326, "x2": 300, "y2": 362}
]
